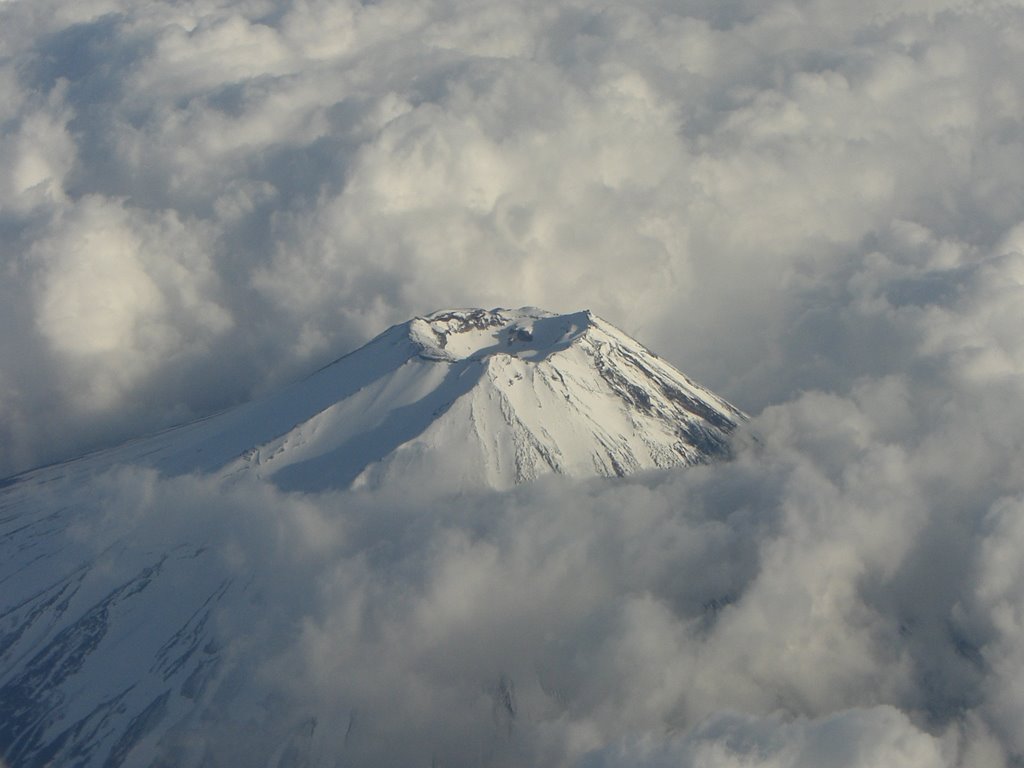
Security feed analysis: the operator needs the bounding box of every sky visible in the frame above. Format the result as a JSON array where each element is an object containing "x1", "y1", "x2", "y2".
[{"x1": 3, "y1": 0, "x2": 1024, "y2": 765}]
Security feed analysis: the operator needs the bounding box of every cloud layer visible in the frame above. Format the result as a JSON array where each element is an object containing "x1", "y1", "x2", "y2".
[
  {"x1": 3, "y1": 0, "x2": 1024, "y2": 474},
  {"x1": 4, "y1": 0, "x2": 1024, "y2": 765},
  {"x1": 8, "y1": 373, "x2": 1019, "y2": 765}
]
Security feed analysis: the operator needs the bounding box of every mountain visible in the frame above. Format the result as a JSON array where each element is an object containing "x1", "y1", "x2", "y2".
[
  {"x1": 10, "y1": 307, "x2": 746, "y2": 494},
  {"x1": 0, "y1": 308, "x2": 745, "y2": 767}
]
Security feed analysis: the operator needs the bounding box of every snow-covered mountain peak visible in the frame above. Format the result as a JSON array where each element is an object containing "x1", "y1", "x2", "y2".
[
  {"x1": 408, "y1": 307, "x2": 593, "y2": 362},
  {"x1": 6, "y1": 307, "x2": 747, "y2": 495}
]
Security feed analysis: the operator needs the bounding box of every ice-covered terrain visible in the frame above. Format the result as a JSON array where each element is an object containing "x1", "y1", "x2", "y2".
[
  {"x1": 238, "y1": 307, "x2": 745, "y2": 492},
  {"x1": 0, "y1": 308, "x2": 745, "y2": 767},
  {"x1": 7, "y1": 307, "x2": 745, "y2": 494}
]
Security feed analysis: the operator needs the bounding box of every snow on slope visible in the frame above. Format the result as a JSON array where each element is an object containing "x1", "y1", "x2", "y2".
[
  {"x1": 218, "y1": 308, "x2": 745, "y2": 492},
  {"x1": 5, "y1": 307, "x2": 745, "y2": 494},
  {"x1": 342, "y1": 308, "x2": 745, "y2": 491}
]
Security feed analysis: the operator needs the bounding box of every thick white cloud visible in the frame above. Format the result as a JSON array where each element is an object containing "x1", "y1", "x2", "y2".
[
  {"x1": 582, "y1": 707, "x2": 952, "y2": 768},
  {"x1": 7, "y1": 375, "x2": 1019, "y2": 764},
  {"x1": 4, "y1": 0, "x2": 1024, "y2": 765},
  {"x1": 2, "y1": 0, "x2": 1024, "y2": 469}
]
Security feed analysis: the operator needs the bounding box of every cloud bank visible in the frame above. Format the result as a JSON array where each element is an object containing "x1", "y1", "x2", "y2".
[
  {"x1": 3, "y1": 0, "x2": 1024, "y2": 765},
  {"x1": 6, "y1": 370, "x2": 1019, "y2": 765},
  {"x1": 3, "y1": 0, "x2": 1024, "y2": 473}
]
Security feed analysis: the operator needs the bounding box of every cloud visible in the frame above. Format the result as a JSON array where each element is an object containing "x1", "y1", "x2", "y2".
[
  {"x1": 31, "y1": 197, "x2": 231, "y2": 402},
  {"x1": 4, "y1": 0, "x2": 1024, "y2": 765},
  {"x1": 0, "y1": 0, "x2": 1021, "y2": 475},
  {"x1": 2, "y1": 369, "x2": 1020, "y2": 764},
  {"x1": 581, "y1": 707, "x2": 953, "y2": 768}
]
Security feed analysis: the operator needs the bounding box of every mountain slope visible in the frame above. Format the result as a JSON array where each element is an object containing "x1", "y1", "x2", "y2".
[{"x1": 9, "y1": 308, "x2": 745, "y2": 494}]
